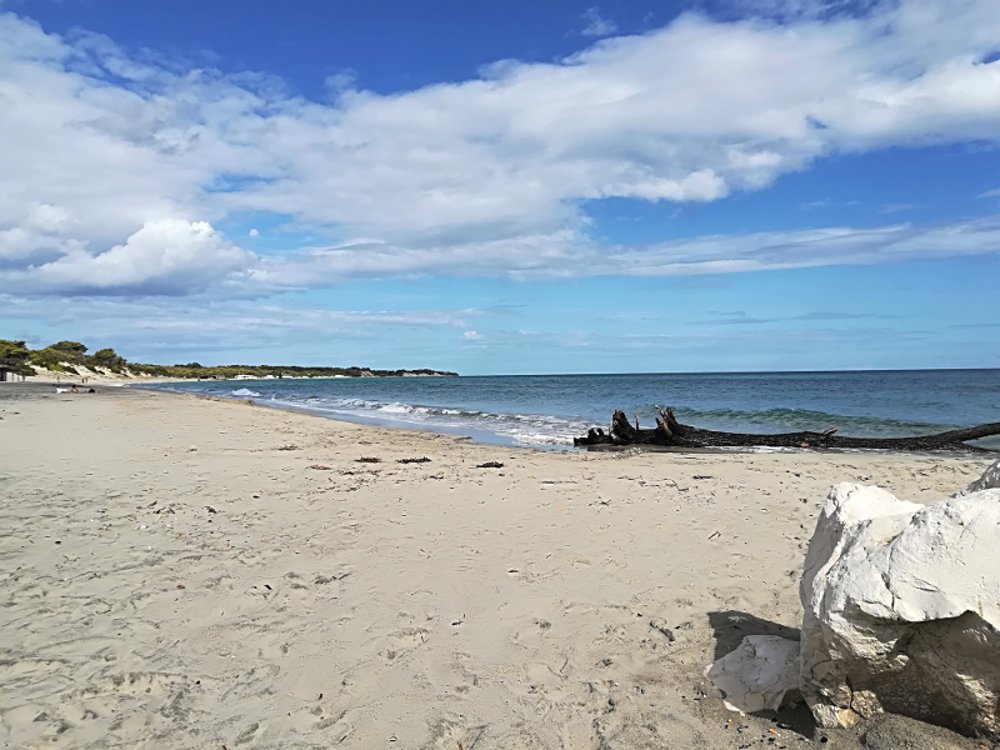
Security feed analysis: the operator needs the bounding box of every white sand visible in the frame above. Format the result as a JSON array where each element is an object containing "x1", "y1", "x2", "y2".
[{"x1": 0, "y1": 386, "x2": 989, "y2": 749}]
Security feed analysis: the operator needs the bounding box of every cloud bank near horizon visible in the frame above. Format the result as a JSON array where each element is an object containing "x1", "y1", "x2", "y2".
[{"x1": 0, "y1": 1, "x2": 998, "y2": 299}]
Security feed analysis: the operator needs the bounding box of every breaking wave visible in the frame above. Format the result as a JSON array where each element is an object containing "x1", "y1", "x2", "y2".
[{"x1": 258, "y1": 395, "x2": 587, "y2": 447}]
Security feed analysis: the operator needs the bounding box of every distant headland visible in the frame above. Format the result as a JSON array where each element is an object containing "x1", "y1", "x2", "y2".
[{"x1": 0, "y1": 339, "x2": 457, "y2": 382}]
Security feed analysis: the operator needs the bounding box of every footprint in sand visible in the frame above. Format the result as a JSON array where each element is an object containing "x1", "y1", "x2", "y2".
[
  {"x1": 234, "y1": 720, "x2": 264, "y2": 745},
  {"x1": 29, "y1": 670, "x2": 204, "y2": 744},
  {"x1": 73, "y1": 670, "x2": 189, "y2": 699},
  {"x1": 380, "y1": 627, "x2": 429, "y2": 662},
  {"x1": 0, "y1": 657, "x2": 68, "y2": 687},
  {"x1": 315, "y1": 712, "x2": 353, "y2": 742},
  {"x1": 512, "y1": 617, "x2": 554, "y2": 647},
  {"x1": 422, "y1": 716, "x2": 487, "y2": 750},
  {"x1": 288, "y1": 705, "x2": 353, "y2": 743}
]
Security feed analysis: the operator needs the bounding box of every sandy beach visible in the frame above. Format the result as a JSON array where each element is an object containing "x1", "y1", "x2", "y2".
[{"x1": 0, "y1": 384, "x2": 991, "y2": 749}]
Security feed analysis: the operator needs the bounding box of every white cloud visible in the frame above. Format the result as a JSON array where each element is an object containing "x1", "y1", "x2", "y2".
[
  {"x1": 580, "y1": 8, "x2": 618, "y2": 37},
  {"x1": 979, "y1": 188, "x2": 1000, "y2": 199},
  {"x1": 607, "y1": 218, "x2": 1000, "y2": 275},
  {"x1": 3, "y1": 219, "x2": 254, "y2": 295},
  {"x1": 0, "y1": 202, "x2": 83, "y2": 261},
  {"x1": 0, "y1": 2, "x2": 998, "y2": 296},
  {"x1": 250, "y1": 216, "x2": 1000, "y2": 283},
  {"x1": 248, "y1": 228, "x2": 259, "y2": 238},
  {"x1": 463, "y1": 330, "x2": 482, "y2": 340},
  {"x1": 18, "y1": 209, "x2": 990, "y2": 293},
  {"x1": 726, "y1": 0, "x2": 876, "y2": 22},
  {"x1": 802, "y1": 199, "x2": 834, "y2": 209},
  {"x1": 324, "y1": 69, "x2": 357, "y2": 96}
]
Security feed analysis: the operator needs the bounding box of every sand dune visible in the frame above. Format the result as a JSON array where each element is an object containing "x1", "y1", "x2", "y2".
[{"x1": 0, "y1": 385, "x2": 988, "y2": 749}]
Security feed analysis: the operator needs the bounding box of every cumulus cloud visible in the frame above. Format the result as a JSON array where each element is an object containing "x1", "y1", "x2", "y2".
[
  {"x1": 0, "y1": 2, "x2": 998, "y2": 296},
  {"x1": 2, "y1": 219, "x2": 254, "y2": 295}
]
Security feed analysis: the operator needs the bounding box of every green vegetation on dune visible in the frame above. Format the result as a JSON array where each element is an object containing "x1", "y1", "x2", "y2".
[
  {"x1": 27, "y1": 340, "x2": 89, "y2": 374},
  {"x1": 0, "y1": 339, "x2": 457, "y2": 379},
  {"x1": 0, "y1": 339, "x2": 36, "y2": 378}
]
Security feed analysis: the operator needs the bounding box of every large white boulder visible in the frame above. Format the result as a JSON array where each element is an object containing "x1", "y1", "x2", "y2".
[{"x1": 799, "y1": 482, "x2": 1000, "y2": 739}]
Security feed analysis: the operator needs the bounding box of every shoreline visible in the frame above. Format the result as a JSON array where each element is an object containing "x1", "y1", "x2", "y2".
[
  {"x1": 135, "y1": 382, "x2": 999, "y2": 459},
  {"x1": 21, "y1": 367, "x2": 996, "y2": 457},
  {"x1": 1, "y1": 384, "x2": 992, "y2": 748},
  {"x1": 9, "y1": 380, "x2": 997, "y2": 460},
  {"x1": 137, "y1": 383, "x2": 561, "y2": 452}
]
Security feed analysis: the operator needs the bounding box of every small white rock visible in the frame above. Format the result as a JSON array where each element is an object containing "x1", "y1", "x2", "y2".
[{"x1": 707, "y1": 635, "x2": 800, "y2": 713}]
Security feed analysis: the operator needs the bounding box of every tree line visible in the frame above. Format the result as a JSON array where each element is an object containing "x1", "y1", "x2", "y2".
[{"x1": 0, "y1": 339, "x2": 457, "y2": 380}]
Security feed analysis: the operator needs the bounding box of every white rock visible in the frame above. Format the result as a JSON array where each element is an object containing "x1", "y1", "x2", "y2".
[
  {"x1": 800, "y1": 482, "x2": 1000, "y2": 739},
  {"x1": 707, "y1": 635, "x2": 800, "y2": 714},
  {"x1": 956, "y1": 459, "x2": 1000, "y2": 495}
]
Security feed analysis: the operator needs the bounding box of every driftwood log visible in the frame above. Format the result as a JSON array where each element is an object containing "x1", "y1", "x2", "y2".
[{"x1": 574, "y1": 407, "x2": 1000, "y2": 452}]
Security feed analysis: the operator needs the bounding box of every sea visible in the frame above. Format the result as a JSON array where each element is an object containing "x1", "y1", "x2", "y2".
[{"x1": 139, "y1": 369, "x2": 1000, "y2": 451}]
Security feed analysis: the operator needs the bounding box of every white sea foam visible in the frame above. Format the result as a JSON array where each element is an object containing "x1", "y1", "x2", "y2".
[
  {"x1": 260, "y1": 393, "x2": 582, "y2": 448},
  {"x1": 231, "y1": 388, "x2": 261, "y2": 397},
  {"x1": 503, "y1": 430, "x2": 575, "y2": 447},
  {"x1": 377, "y1": 402, "x2": 413, "y2": 414}
]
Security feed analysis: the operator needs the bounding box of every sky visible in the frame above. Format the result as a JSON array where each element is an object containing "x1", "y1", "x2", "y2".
[{"x1": 1, "y1": 0, "x2": 998, "y2": 375}]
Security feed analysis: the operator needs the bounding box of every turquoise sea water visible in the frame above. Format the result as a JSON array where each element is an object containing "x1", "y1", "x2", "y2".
[{"x1": 140, "y1": 369, "x2": 1000, "y2": 450}]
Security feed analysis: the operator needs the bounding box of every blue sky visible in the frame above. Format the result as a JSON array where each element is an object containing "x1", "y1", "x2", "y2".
[{"x1": 1, "y1": 0, "x2": 998, "y2": 374}]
